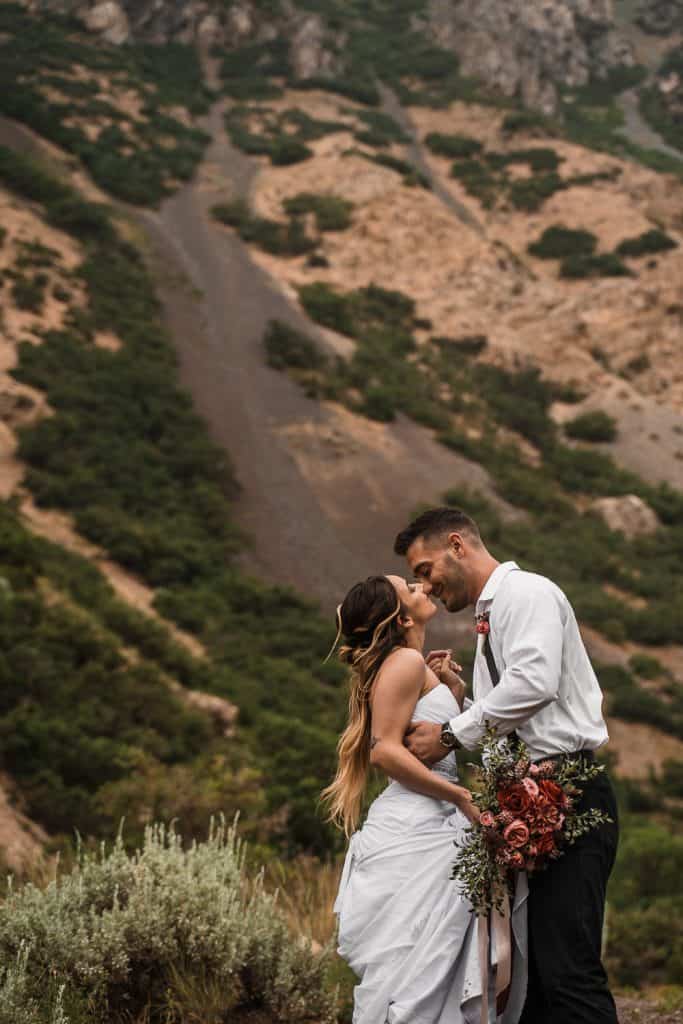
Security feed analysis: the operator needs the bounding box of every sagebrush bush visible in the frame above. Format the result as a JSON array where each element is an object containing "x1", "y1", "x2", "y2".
[
  {"x1": 0, "y1": 944, "x2": 69, "y2": 1024},
  {"x1": 0, "y1": 821, "x2": 337, "y2": 1023}
]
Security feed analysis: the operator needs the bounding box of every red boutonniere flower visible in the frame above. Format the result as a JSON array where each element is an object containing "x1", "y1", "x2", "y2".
[{"x1": 476, "y1": 611, "x2": 490, "y2": 635}]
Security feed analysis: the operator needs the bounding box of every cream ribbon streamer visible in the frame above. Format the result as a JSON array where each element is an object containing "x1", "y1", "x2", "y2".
[{"x1": 478, "y1": 892, "x2": 512, "y2": 1024}]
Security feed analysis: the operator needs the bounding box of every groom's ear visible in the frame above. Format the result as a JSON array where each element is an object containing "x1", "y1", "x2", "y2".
[{"x1": 447, "y1": 531, "x2": 466, "y2": 557}]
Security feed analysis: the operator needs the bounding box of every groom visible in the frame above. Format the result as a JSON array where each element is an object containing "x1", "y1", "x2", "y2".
[{"x1": 395, "y1": 506, "x2": 619, "y2": 1024}]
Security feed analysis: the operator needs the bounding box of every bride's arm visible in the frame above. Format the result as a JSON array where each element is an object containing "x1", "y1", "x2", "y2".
[{"x1": 369, "y1": 648, "x2": 474, "y2": 813}]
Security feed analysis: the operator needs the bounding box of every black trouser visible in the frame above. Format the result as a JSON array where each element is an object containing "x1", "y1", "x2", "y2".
[{"x1": 519, "y1": 768, "x2": 619, "y2": 1024}]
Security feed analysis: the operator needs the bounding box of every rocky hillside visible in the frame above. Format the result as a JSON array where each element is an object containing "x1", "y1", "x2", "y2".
[{"x1": 24, "y1": 0, "x2": 634, "y2": 112}]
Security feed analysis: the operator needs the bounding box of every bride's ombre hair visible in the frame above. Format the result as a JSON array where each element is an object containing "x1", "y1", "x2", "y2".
[{"x1": 321, "y1": 575, "x2": 407, "y2": 836}]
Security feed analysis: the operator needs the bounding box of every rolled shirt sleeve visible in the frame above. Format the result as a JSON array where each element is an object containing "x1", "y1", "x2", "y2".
[{"x1": 449, "y1": 579, "x2": 565, "y2": 750}]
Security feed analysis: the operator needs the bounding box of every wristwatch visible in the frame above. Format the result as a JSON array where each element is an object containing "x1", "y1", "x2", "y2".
[{"x1": 440, "y1": 721, "x2": 460, "y2": 751}]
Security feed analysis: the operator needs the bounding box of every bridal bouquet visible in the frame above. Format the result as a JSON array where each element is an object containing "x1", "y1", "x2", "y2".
[{"x1": 453, "y1": 732, "x2": 612, "y2": 916}]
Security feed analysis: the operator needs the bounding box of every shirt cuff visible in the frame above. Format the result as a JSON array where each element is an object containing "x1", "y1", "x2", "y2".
[{"x1": 449, "y1": 705, "x2": 486, "y2": 750}]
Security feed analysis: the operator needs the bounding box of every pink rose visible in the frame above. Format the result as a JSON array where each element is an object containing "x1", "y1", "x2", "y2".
[
  {"x1": 480, "y1": 811, "x2": 495, "y2": 828},
  {"x1": 503, "y1": 820, "x2": 530, "y2": 849},
  {"x1": 529, "y1": 764, "x2": 542, "y2": 776},
  {"x1": 537, "y1": 760, "x2": 557, "y2": 778},
  {"x1": 509, "y1": 851, "x2": 524, "y2": 869},
  {"x1": 522, "y1": 777, "x2": 540, "y2": 799}
]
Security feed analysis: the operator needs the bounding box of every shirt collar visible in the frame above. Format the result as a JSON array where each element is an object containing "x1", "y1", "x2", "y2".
[{"x1": 476, "y1": 561, "x2": 519, "y2": 610}]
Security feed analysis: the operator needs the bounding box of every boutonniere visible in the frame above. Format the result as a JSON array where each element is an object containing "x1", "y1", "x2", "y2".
[{"x1": 475, "y1": 610, "x2": 490, "y2": 635}]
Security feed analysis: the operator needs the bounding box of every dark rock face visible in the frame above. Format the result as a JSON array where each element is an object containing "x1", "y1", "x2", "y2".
[
  {"x1": 425, "y1": 0, "x2": 633, "y2": 114},
  {"x1": 636, "y1": 0, "x2": 683, "y2": 34}
]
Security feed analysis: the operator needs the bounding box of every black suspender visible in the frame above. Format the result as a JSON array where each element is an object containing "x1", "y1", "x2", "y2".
[{"x1": 481, "y1": 619, "x2": 519, "y2": 749}]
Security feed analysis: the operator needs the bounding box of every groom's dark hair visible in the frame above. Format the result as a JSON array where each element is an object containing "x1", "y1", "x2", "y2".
[{"x1": 394, "y1": 506, "x2": 481, "y2": 555}]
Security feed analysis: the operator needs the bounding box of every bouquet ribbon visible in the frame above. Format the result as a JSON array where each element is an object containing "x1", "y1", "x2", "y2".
[{"x1": 477, "y1": 889, "x2": 512, "y2": 1024}]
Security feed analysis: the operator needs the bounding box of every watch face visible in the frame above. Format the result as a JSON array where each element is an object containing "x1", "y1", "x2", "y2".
[{"x1": 441, "y1": 727, "x2": 456, "y2": 747}]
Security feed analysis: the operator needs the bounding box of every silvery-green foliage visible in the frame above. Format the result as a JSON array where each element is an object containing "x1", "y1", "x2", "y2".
[
  {"x1": 0, "y1": 819, "x2": 336, "y2": 1022},
  {"x1": 0, "y1": 943, "x2": 68, "y2": 1024}
]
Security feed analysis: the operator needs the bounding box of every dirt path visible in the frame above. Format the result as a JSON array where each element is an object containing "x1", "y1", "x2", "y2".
[
  {"x1": 132, "y1": 96, "x2": 507, "y2": 644},
  {"x1": 379, "y1": 84, "x2": 485, "y2": 235}
]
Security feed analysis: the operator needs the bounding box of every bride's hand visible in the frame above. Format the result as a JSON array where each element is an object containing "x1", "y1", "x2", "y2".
[
  {"x1": 452, "y1": 786, "x2": 480, "y2": 824},
  {"x1": 426, "y1": 649, "x2": 466, "y2": 708},
  {"x1": 456, "y1": 791, "x2": 481, "y2": 825}
]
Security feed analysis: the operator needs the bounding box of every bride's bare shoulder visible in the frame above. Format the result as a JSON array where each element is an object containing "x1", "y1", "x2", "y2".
[{"x1": 374, "y1": 647, "x2": 426, "y2": 692}]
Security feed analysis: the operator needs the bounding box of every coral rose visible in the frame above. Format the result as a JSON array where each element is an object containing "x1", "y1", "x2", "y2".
[
  {"x1": 480, "y1": 811, "x2": 495, "y2": 828},
  {"x1": 538, "y1": 779, "x2": 564, "y2": 806},
  {"x1": 509, "y1": 851, "x2": 524, "y2": 869},
  {"x1": 503, "y1": 820, "x2": 530, "y2": 849},
  {"x1": 536, "y1": 831, "x2": 557, "y2": 856},
  {"x1": 498, "y1": 783, "x2": 532, "y2": 815}
]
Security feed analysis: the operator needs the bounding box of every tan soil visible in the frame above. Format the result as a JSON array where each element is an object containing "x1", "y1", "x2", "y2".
[
  {"x1": 606, "y1": 718, "x2": 683, "y2": 778},
  {"x1": 94, "y1": 329, "x2": 123, "y2": 351},
  {"x1": 0, "y1": 774, "x2": 48, "y2": 875}
]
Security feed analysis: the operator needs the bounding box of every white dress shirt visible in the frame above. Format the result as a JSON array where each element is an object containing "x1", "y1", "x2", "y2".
[{"x1": 449, "y1": 561, "x2": 609, "y2": 761}]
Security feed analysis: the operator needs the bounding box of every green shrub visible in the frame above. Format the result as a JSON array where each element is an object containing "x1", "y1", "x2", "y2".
[
  {"x1": 628, "y1": 653, "x2": 664, "y2": 678},
  {"x1": 283, "y1": 193, "x2": 354, "y2": 232},
  {"x1": 369, "y1": 151, "x2": 430, "y2": 188},
  {"x1": 299, "y1": 282, "x2": 355, "y2": 336},
  {"x1": 211, "y1": 199, "x2": 250, "y2": 229},
  {"x1": 507, "y1": 172, "x2": 565, "y2": 211},
  {"x1": 565, "y1": 410, "x2": 618, "y2": 443},
  {"x1": 560, "y1": 251, "x2": 632, "y2": 279},
  {"x1": 264, "y1": 320, "x2": 328, "y2": 371},
  {"x1": 212, "y1": 201, "x2": 316, "y2": 257},
  {"x1": 0, "y1": 821, "x2": 337, "y2": 1022},
  {"x1": 450, "y1": 157, "x2": 499, "y2": 206},
  {"x1": 501, "y1": 109, "x2": 556, "y2": 136},
  {"x1": 528, "y1": 225, "x2": 597, "y2": 260},
  {"x1": 608, "y1": 824, "x2": 683, "y2": 985},
  {"x1": 616, "y1": 228, "x2": 678, "y2": 258},
  {"x1": 504, "y1": 147, "x2": 562, "y2": 172},
  {"x1": 270, "y1": 137, "x2": 314, "y2": 165},
  {"x1": 661, "y1": 759, "x2": 683, "y2": 798},
  {"x1": 10, "y1": 272, "x2": 47, "y2": 313},
  {"x1": 424, "y1": 132, "x2": 483, "y2": 158},
  {"x1": 294, "y1": 75, "x2": 381, "y2": 107}
]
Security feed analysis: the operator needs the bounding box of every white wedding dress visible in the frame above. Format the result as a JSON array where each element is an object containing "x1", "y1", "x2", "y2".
[{"x1": 334, "y1": 684, "x2": 528, "y2": 1024}]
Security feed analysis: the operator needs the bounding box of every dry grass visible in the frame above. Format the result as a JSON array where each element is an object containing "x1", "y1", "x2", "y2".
[{"x1": 262, "y1": 856, "x2": 342, "y2": 949}]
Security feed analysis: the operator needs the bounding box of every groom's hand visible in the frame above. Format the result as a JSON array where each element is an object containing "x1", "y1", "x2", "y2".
[{"x1": 404, "y1": 721, "x2": 445, "y2": 765}]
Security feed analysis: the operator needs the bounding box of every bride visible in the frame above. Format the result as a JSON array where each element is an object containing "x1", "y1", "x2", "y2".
[{"x1": 322, "y1": 574, "x2": 527, "y2": 1024}]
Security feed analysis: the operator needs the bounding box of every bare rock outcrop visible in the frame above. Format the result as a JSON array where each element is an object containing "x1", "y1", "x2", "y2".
[
  {"x1": 591, "y1": 495, "x2": 660, "y2": 537},
  {"x1": 636, "y1": 0, "x2": 683, "y2": 34},
  {"x1": 425, "y1": 0, "x2": 633, "y2": 114},
  {"x1": 82, "y1": 2, "x2": 129, "y2": 44}
]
